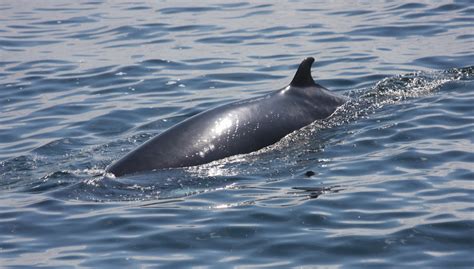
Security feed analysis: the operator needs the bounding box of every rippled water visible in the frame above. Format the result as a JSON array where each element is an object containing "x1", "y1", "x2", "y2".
[{"x1": 1, "y1": 1, "x2": 473, "y2": 268}]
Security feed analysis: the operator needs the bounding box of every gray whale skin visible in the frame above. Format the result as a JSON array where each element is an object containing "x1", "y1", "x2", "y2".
[{"x1": 107, "y1": 57, "x2": 347, "y2": 177}]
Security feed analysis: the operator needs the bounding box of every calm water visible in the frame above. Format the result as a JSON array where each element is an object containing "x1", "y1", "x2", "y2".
[{"x1": 1, "y1": 1, "x2": 473, "y2": 268}]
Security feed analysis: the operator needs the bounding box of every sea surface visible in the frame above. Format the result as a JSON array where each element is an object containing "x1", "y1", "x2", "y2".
[{"x1": 1, "y1": 1, "x2": 473, "y2": 268}]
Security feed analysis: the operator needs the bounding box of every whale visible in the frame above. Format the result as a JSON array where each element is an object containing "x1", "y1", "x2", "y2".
[{"x1": 107, "y1": 57, "x2": 348, "y2": 177}]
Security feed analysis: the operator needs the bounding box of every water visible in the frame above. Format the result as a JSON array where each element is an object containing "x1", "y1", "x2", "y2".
[{"x1": 1, "y1": 1, "x2": 473, "y2": 268}]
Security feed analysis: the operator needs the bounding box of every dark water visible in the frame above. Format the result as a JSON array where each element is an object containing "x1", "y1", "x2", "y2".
[{"x1": 1, "y1": 1, "x2": 473, "y2": 268}]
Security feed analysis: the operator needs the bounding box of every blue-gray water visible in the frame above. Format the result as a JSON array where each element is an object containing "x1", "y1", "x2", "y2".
[{"x1": 1, "y1": 1, "x2": 473, "y2": 268}]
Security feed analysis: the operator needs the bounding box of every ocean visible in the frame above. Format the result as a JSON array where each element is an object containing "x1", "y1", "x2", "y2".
[{"x1": 1, "y1": 1, "x2": 473, "y2": 268}]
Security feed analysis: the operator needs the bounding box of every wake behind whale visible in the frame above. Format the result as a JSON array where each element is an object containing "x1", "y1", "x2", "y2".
[{"x1": 107, "y1": 57, "x2": 348, "y2": 177}]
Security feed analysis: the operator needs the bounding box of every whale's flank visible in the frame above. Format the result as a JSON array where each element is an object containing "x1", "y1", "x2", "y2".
[{"x1": 107, "y1": 57, "x2": 347, "y2": 177}]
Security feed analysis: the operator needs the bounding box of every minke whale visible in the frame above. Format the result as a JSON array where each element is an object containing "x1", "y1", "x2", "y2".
[{"x1": 107, "y1": 57, "x2": 348, "y2": 177}]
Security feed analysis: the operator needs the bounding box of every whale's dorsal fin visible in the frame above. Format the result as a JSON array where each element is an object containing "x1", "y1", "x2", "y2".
[{"x1": 290, "y1": 57, "x2": 316, "y2": 87}]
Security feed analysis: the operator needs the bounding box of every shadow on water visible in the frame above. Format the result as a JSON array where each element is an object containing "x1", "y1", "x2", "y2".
[{"x1": 2, "y1": 65, "x2": 473, "y2": 202}]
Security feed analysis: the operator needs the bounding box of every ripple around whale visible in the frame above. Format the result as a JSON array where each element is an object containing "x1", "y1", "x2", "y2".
[{"x1": 1, "y1": 0, "x2": 474, "y2": 268}]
